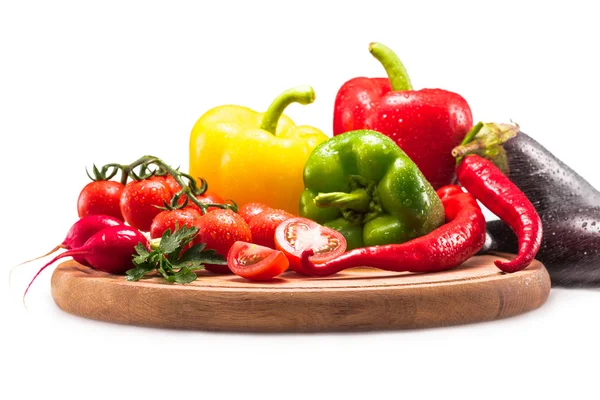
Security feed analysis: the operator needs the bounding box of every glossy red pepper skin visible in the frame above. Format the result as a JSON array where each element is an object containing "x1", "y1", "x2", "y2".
[
  {"x1": 299, "y1": 185, "x2": 486, "y2": 276},
  {"x1": 456, "y1": 154, "x2": 543, "y2": 273},
  {"x1": 333, "y1": 80, "x2": 472, "y2": 189}
]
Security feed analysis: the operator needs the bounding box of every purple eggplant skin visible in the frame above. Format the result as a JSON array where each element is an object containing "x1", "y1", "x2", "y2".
[
  {"x1": 477, "y1": 131, "x2": 600, "y2": 286},
  {"x1": 481, "y1": 208, "x2": 600, "y2": 287},
  {"x1": 500, "y1": 131, "x2": 600, "y2": 212}
]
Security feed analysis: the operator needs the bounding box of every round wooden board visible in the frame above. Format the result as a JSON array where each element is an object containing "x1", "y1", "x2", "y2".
[{"x1": 51, "y1": 253, "x2": 551, "y2": 332}]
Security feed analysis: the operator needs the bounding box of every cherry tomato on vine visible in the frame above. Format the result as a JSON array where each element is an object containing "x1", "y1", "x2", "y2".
[
  {"x1": 185, "y1": 191, "x2": 227, "y2": 214},
  {"x1": 148, "y1": 174, "x2": 183, "y2": 198},
  {"x1": 192, "y1": 209, "x2": 252, "y2": 274},
  {"x1": 120, "y1": 178, "x2": 172, "y2": 232},
  {"x1": 150, "y1": 207, "x2": 202, "y2": 239},
  {"x1": 155, "y1": 174, "x2": 225, "y2": 213},
  {"x1": 227, "y1": 241, "x2": 289, "y2": 281},
  {"x1": 162, "y1": 174, "x2": 181, "y2": 195},
  {"x1": 248, "y1": 208, "x2": 294, "y2": 249},
  {"x1": 238, "y1": 202, "x2": 273, "y2": 224},
  {"x1": 77, "y1": 180, "x2": 125, "y2": 221},
  {"x1": 275, "y1": 217, "x2": 347, "y2": 275}
]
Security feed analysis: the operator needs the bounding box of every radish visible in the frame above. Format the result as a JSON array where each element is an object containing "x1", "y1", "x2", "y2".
[
  {"x1": 23, "y1": 225, "x2": 149, "y2": 302},
  {"x1": 15, "y1": 214, "x2": 125, "y2": 267}
]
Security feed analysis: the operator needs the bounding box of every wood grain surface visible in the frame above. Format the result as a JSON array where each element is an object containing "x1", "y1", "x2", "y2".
[{"x1": 50, "y1": 253, "x2": 551, "y2": 332}]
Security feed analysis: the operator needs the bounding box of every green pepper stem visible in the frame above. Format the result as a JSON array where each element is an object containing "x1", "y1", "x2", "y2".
[
  {"x1": 259, "y1": 86, "x2": 315, "y2": 134},
  {"x1": 314, "y1": 189, "x2": 371, "y2": 213},
  {"x1": 369, "y1": 42, "x2": 413, "y2": 91}
]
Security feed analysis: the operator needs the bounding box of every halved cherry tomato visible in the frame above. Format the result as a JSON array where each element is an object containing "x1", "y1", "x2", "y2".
[
  {"x1": 227, "y1": 241, "x2": 289, "y2": 281},
  {"x1": 274, "y1": 217, "x2": 346, "y2": 275},
  {"x1": 248, "y1": 208, "x2": 294, "y2": 249}
]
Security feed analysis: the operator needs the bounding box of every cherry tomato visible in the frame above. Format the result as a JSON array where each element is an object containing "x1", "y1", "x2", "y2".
[
  {"x1": 193, "y1": 209, "x2": 252, "y2": 274},
  {"x1": 157, "y1": 174, "x2": 225, "y2": 213},
  {"x1": 248, "y1": 208, "x2": 293, "y2": 249},
  {"x1": 77, "y1": 180, "x2": 125, "y2": 221},
  {"x1": 120, "y1": 178, "x2": 172, "y2": 232},
  {"x1": 227, "y1": 241, "x2": 289, "y2": 281},
  {"x1": 185, "y1": 191, "x2": 227, "y2": 214},
  {"x1": 275, "y1": 217, "x2": 347, "y2": 275},
  {"x1": 238, "y1": 202, "x2": 273, "y2": 224},
  {"x1": 162, "y1": 174, "x2": 181, "y2": 195},
  {"x1": 148, "y1": 174, "x2": 182, "y2": 199},
  {"x1": 150, "y1": 207, "x2": 202, "y2": 239}
]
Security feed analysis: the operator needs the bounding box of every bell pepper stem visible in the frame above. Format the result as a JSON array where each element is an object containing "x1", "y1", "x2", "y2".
[
  {"x1": 259, "y1": 86, "x2": 316, "y2": 134},
  {"x1": 314, "y1": 189, "x2": 371, "y2": 213},
  {"x1": 369, "y1": 42, "x2": 413, "y2": 91}
]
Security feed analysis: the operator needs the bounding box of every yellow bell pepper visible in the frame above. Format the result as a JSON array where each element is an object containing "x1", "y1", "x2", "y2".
[{"x1": 189, "y1": 86, "x2": 328, "y2": 215}]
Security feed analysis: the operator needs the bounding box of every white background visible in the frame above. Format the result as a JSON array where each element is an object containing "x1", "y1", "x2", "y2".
[{"x1": 2, "y1": 1, "x2": 600, "y2": 399}]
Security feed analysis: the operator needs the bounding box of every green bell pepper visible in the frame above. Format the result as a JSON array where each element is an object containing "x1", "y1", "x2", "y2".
[{"x1": 299, "y1": 130, "x2": 445, "y2": 250}]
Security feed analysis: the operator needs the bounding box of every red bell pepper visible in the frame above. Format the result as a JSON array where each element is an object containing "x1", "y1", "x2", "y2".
[{"x1": 333, "y1": 42, "x2": 473, "y2": 189}]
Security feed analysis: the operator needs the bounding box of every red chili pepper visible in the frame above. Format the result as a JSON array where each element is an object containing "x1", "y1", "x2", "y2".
[
  {"x1": 299, "y1": 185, "x2": 486, "y2": 276},
  {"x1": 456, "y1": 154, "x2": 543, "y2": 273},
  {"x1": 332, "y1": 42, "x2": 473, "y2": 189}
]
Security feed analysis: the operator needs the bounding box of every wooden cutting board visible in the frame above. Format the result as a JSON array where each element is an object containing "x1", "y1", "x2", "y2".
[{"x1": 51, "y1": 253, "x2": 551, "y2": 332}]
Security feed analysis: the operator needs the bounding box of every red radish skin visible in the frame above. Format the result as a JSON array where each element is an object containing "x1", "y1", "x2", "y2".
[
  {"x1": 58, "y1": 215, "x2": 126, "y2": 265},
  {"x1": 23, "y1": 226, "x2": 149, "y2": 302},
  {"x1": 10, "y1": 215, "x2": 125, "y2": 284}
]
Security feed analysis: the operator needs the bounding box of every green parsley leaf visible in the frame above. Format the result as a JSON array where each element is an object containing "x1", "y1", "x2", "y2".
[
  {"x1": 125, "y1": 263, "x2": 154, "y2": 281},
  {"x1": 125, "y1": 225, "x2": 226, "y2": 283},
  {"x1": 172, "y1": 267, "x2": 199, "y2": 284},
  {"x1": 133, "y1": 243, "x2": 151, "y2": 264},
  {"x1": 159, "y1": 225, "x2": 198, "y2": 255},
  {"x1": 171, "y1": 244, "x2": 227, "y2": 270}
]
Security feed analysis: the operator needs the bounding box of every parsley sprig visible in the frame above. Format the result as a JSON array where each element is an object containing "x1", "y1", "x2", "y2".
[{"x1": 126, "y1": 225, "x2": 226, "y2": 284}]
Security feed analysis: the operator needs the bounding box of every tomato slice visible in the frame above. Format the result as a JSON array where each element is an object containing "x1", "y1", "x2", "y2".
[
  {"x1": 227, "y1": 241, "x2": 289, "y2": 281},
  {"x1": 275, "y1": 217, "x2": 347, "y2": 275}
]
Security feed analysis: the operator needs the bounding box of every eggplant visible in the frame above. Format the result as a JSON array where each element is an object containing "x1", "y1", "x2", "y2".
[
  {"x1": 483, "y1": 208, "x2": 600, "y2": 286},
  {"x1": 499, "y1": 132, "x2": 600, "y2": 212},
  {"x1": 477, "y1": 131, "x2": 600, "y2": 287}
]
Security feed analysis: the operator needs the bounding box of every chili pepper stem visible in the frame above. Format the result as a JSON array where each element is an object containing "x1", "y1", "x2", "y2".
[
  {"x1": 369, "y1": 42, "x2": 413, "y2": 91},
  {"x1": 459, "y1": 122, "x2": 484, "y2": 147},
  {"x1": 453, "y1": 122, "x2": 520, "y2": 162},
  {"x1": 314, "y1": 189, "x2": 371, "y2": 212},
  {"x1": 259, "y1": 86, "x2": 316, "y2": 134}
]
